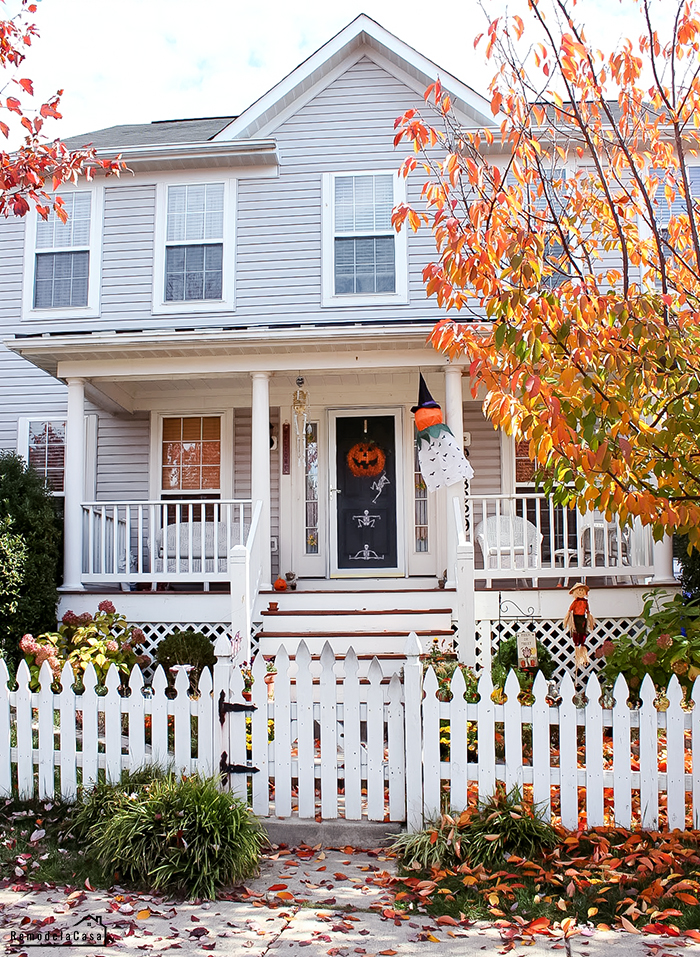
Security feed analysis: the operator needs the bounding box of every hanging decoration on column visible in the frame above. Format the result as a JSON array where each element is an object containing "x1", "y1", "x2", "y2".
[
  {"x1": 292, "y1": 376, "x2": 308, "y2": 467},
  {"x1": 563, "y1": 582, "x2": 596, "y2": 668},
  {"x1": 412, "y1": 373, "x2": 474, "y2": 492}
]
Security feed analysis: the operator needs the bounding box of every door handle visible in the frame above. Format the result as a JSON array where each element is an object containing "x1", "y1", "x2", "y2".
[{"x1": 330, "y1": 487, "x2": 341, "y2": 497}]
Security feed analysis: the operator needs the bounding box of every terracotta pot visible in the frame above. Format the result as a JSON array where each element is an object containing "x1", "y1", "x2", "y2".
[{"x1": 268, "y1": 601, "x2": 278, "y2": 612}]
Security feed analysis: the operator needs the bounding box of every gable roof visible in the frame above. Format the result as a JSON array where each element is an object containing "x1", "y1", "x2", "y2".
[{"x1": 214, "y1": 13, "x2": 493, "y2": 141}]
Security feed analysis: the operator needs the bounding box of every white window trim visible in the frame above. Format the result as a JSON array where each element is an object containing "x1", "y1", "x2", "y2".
[
  {"x1": 149, "y1": 411, "x2": 233, "y2": 499},
  {"x1": 22, "y1": 185, "x2": 104, "y2": 322},
  {"x1": 153, "y1": 175, "x2": 236, "y2": 315},
  {"x1": 321, "y1": 170, "x2": 408, "y2": 308},
  {"x1": 17, "y1": 413, "x2": 96, "y2": 499}
]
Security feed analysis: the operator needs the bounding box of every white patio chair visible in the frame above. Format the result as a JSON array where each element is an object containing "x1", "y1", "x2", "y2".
[{"x1": 475, "y1": 515, "x2": 542, "y2": 588}]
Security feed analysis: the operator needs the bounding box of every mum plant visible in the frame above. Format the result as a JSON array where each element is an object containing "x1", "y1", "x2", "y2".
[
  {"x1": 20, "y1": 600, "x2": 149, "y2": 689},
  {"x1": 597, "y1": 591, "x2": 700, "y2": 700}
]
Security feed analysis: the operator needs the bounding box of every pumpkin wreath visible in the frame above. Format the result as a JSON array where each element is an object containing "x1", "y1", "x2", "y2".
[{"x1": 347, "y1": 441, "x2": 386, "y2": 478}]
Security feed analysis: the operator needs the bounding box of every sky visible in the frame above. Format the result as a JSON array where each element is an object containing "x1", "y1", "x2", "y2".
[{"x1": 5, "y1": 0, "x2": 674, "y2": 143}]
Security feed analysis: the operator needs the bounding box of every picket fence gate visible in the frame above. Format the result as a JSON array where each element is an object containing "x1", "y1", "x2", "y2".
[{"x1": 2, "y1": 633, "x2": 700, "y2": 832}]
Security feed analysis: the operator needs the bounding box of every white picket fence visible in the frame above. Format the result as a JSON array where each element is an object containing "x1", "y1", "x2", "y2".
[{"x1": 2, "y1": 634, "x2": 699, "y2": 832}]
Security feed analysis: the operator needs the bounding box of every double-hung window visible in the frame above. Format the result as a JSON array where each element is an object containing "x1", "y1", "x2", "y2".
[
  {"x1": 322, "y1": 171, "x2": 407, "y2": 306},
  {"x1": 154, "y1": 179, "x2": 234, "y2": 314},
  {"x1": 22, "y1": 188, "x2": 102, "y2": 319}
]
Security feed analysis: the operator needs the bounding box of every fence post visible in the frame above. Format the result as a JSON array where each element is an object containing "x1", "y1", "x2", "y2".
[
  {"x1": 213, "y1": 634, "x2": 234, "y2": 789},
  {"x1": 229, "y1": 544, "x2": 250, "y2": 661},
  {"x1": 404, "y1": 632, "x2": 423, "y2": 832},
  {"x1": 455, "y1": 539, "x2": 477, "y2": 668}
]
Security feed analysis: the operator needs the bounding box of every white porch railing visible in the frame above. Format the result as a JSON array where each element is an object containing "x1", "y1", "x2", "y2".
[
  {"x1": 466, "y1": 493, "x2": 655, "y2": 585},
  {"x1": 229, "y1": 500, "x2": 263, "y2": 660},
  {"x1": 81, "y1": 499, "x2": 254, "y2": 584}
]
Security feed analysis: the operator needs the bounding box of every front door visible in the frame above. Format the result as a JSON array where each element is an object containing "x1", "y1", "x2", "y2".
[{"x1": 330, "y1": 413, "x2": 402, "y2": 576}]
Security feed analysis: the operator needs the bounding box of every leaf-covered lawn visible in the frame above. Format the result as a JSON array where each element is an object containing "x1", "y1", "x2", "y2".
[{"x1": 384, "y1": 827, "x2": 700, "y2": 944}]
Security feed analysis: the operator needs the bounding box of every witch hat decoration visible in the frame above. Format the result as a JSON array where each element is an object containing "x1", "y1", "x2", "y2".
[
  {"x1": 411, "y1": 373, "x2": 441, "y2": 413},
  {"x1": 410, "y1": 374, "x2": 474, "y2": 491}
]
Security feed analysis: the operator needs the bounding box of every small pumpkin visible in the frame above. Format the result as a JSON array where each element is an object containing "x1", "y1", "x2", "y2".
[
  {"x1": 347, "y1": 441, "x2": 386, "y2": 478},
  {"x1": 273, "y1": 576, "x2": 287, "y2": 591},
  {"x1": 414, "y1": 406, "x2": 443, "y2": 431}
]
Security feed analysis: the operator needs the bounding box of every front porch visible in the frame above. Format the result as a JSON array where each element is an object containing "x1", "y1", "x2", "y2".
[{"x1": 59, "y1": 488, "x2": 667, "y2": 677}]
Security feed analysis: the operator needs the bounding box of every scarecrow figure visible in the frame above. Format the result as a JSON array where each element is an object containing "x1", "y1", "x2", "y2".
[
  {"x1": 412, "y1": 374, "x2": 474, "y2": 492},
  {"x1": 563, "y1": 582, "x2": 596, "y2": 667}
]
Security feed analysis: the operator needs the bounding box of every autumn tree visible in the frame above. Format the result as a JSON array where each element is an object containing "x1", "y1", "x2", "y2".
[
  {"x1": 0, "y1": 0, "x2": 122, "y2": 221},
  {"x1": 393, "y1": 0, "x2": 700, "y2": 546}
]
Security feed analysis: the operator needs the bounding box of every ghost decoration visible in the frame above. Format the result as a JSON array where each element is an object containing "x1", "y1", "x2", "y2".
[{"x1": 412, "y1": 374, "x2": 474, "y2": 492}]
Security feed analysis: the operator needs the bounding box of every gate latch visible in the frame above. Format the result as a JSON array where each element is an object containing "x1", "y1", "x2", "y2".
[
  {"x1": 219, "y1": 750, "x2": 259, "y2": 784},
  {"x1": 218, "y1": 689, "x2": 257, "y2": 724}
]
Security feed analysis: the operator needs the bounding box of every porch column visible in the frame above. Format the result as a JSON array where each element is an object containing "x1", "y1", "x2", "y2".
[
  {"x1": 653, "y1": 534, "x2": 676, "y2": 584},
  {"x1": 251, "y1": 371, "x2": 272, "y2": 590},
  {"x1": 444, "y1": 365, "x2": 464, "y2": 588},
  {"x1": 61, "y1": 377, "x2": 86, "y2": 591}
]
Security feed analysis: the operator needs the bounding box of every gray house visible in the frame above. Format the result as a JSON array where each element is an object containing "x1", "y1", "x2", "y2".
[{"x1": 1, "y1": 16, "x2": 670, "y2": 670}]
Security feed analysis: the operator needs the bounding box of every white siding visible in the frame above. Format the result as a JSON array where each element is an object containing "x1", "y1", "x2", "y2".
[
  {"x1": 236, "y1": 57, "x2": 444, "y2": 327},
  {"x1": 101, "y1": 185, "x2": 156, "y2": 319},
  {"x1": 0, "y1": 216, "x2": 23, "y2": 326},
  {"x1": 0, "y1": 347, "x2": 67, "y2": 450},
  {"x1": 464, "y1": 402, "x2": 501, "y2": 496},
  {"x1": 95, "y1": 414, "x2": 150, "y2": 500}
]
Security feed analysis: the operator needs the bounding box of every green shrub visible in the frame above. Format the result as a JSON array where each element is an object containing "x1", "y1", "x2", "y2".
[
  {"x1": 0, "y1": 452, "x2": 62, "y2": 663},
  {"x1": 422, "y1": 640, "x2": 478, "y2": 702},
  {"x1": 392, "y1": 786, "x2": 557, "y2": 873},
  {"x1": 0, "y1": 516, "x2": 26, "y2": 665},
  {"x1": 87, "y1": 774, "x2": 264, "y2": 898},
  {"x1": 677, "y1": 535, "x2": 700, "y2": 602},
  {"x1": 155, "y1": 629, "x2": 215, "y2": 692},
  {"x1": 68, "y1": 766, "x2": 168, "y2": 844},
  {"x1": 20, "y1": 601, "x2": 149, "y2": 690},
  {"x1": 461, "y1": 786, "x2": 558, "y2": 868},
  {"x1": 392, "y1": 809, "x2": 474, "y2": 871},
  {"x1": 491, "y1": 634, "x2": 555, "y2": 693},
  {"x1": 597, "y1": 589, "x2": 700, "y2": 699}
]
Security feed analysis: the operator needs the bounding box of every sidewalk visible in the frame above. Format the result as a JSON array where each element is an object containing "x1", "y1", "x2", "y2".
[{"x1": 1, "y1": 847, "x2": 697, "y2": 955}]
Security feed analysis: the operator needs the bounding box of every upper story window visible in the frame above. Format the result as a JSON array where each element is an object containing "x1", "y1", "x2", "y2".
[
  {"x1": 322, "y1": 171, "x2": 408, "y2": 307},
  {"x1": 165, "y1": 184, "x2": 223, "y2": 302},
  {"x1": 22, "y1": 187, "x2": 103, "y2": 320},
  {"x1": 35, "y1": 193, "x2": 91, "y2": 308},
  {"x1": 153, "y1": 178, "x2": 235, "y2": 315}
]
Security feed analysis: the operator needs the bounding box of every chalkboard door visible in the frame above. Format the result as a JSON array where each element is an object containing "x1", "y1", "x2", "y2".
[{"x1": 333, "y1": 415, "x2": 398, "y2": 571}]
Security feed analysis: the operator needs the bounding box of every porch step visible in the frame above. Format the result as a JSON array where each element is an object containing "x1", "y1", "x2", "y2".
[
  {"x1": 256, "y1": 589, "x2": 454, "y2": 613},
  {"x1": 257, "y1": 611, "x2": 452, "y2": 634}
]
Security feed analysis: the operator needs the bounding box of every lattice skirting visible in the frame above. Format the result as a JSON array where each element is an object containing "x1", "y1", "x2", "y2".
[
  {"x1": 134, "y1": 621, "x2": 232, "y2": 675},
  {"x1": 134, "y1": 617, "x2": 644, "y2": 683},
  {"x1": 475, "y1": 616, "x2": 645, "y2": 680}
]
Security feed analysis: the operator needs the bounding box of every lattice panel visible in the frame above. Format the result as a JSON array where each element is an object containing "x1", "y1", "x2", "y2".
[
  {"x1": 474, "y1": 616, "x2": 645, "y2": 680},
  {"x1": 134, "y1": 621, "x2": 232, "y2": 675}
]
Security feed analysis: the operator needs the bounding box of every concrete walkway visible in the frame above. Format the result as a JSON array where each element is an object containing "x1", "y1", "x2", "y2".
[{"x1": 1, "y1": 847, "x2": 697, "y2": 955}]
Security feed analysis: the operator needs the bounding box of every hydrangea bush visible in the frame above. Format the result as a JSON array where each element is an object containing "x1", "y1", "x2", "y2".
[
  {"x1": 20, "y1": 601, "x2": 149, "y2": 689},
  {"x1": 596, "y1": 591, "x2": 700, "y2": 701}
]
